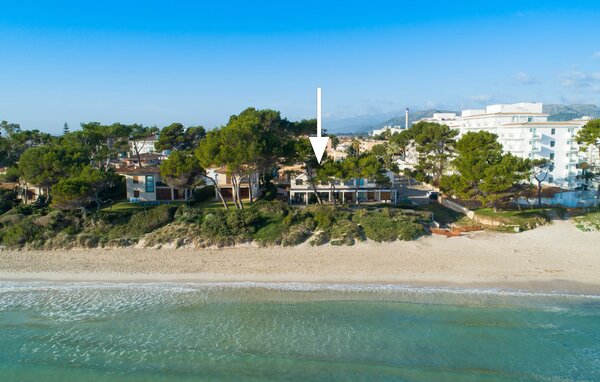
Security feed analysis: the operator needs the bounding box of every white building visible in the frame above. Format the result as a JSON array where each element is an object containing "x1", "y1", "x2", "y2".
[
  {"x1": 371, "y1": 126, "x2": 404, "y2": 137},
  {"x1": 116, "y1": 167, "x2": 192, "y2": 202},
  {"x1": 128, "y1": 135, "x2": 160, "y2": 156},
  {"x1": 416, "y1": 103, "x2": 591, "y2": 189},
  {"x1": 416, "y1": 112, "x2": 462, "y2": 129},
  {"x1": 289, "y1": 170, "x2": 397, "y2": 204}
]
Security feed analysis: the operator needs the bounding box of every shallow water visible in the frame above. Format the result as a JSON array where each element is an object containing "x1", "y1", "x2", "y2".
[{"x1": 0, "y1": 282, "x2": 599, "y2": 381}]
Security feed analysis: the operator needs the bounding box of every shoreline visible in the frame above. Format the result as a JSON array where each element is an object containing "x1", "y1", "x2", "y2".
[
  {"x1": 2, "y1": 272, "x2": 600, "y2": 296},
  {"x1": 1, "y1": 220, "x2": 599, "y2": 295}
]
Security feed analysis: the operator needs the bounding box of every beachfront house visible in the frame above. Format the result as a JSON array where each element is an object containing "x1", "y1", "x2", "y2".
[
  {"x1": 205, "y1": 167, "x2": 261, "y2": 202},
  {"x1": 289, "y1": 170, "x2": 397, "y2": 204},
  {"x1": 117, "y1": 167, "x2": 192, "y2": 202}
]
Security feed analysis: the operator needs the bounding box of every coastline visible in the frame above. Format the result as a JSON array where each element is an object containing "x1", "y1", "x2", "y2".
[{"x1": 1, "y1": 220, "x2": 599, "y2": 294}]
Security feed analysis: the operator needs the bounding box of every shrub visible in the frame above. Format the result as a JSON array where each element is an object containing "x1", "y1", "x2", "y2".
[
  {"x1": 353, "y1": 211, "x2": 398, "y2": 242},
  {"x1": 253, "y1": 221, "x2": 284, "y2": 245},
  {"x1": 0, "y1": 190, "x2": 17, "y2": 214},
  {"x1": 397, "y1": 222, "x2": 426, "y2": 241},
  {"x1": 0, "y1": 213, "x2": 24, "y2": 229},
  {"x1": 330, "y1": 220, "x2": 364, "y2": 243},
  {"x1": 127, "y1": 205, "x2": 176, "y2": 236},
  {"x1": 76, "y1": 233, "x2": 99, "y2": 248},
  {"x1": 175, "y1": 205, "x2": 204, "y2": 223},
  {"x1": 2, "y1": 223, "x2": 40, "y2": 246},
  {"x1": 309, "y1": 231, "x2": 329, "y2": 246},
  {"x1": 225, "y1": 209, "x2": 259, "y2": 235},
  {"x1": 281, "y1": 226, "x2": 311, "y2": 246},
  {"x1": 33, "y1": 211, "x2": 64, "y2": 229},
  {"x1": 201, "y1": 211, "x2": 229, "y2": 237}
]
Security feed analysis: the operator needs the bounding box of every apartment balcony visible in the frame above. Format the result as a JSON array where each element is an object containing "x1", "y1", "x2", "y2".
[
  {"x1": 501, "y1": 135, "x2": 528, "y2": 140},
  {"x1": 530, "y1": 146, "x2": 541, "y2": 153}
]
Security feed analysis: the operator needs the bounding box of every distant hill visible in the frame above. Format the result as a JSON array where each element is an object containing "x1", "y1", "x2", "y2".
[
  {"x1": 375, "y1": 109, "x2": 458, "y2": 130},
  {"x1": 544, "y1": 104, "x2": 600, "y2": 121},
  {"x1": 324, "y1": 104, "x2": 599, "y2": 135}
]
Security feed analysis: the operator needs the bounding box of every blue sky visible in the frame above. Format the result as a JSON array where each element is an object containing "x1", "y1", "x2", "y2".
[{"x1": 1, "y1": 1, "x2": 600, "y2": 133}]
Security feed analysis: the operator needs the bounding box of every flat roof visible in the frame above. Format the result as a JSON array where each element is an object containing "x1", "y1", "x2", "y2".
[
  {"x1": 462, "y1": 112, "x2": 549, "y2": 119},
  {"x1": 115, "y1": 167, "x2": 162, "y2": 175},
  {"x1": 502, "y1": 121, "x2": 584, "y2": 126}
]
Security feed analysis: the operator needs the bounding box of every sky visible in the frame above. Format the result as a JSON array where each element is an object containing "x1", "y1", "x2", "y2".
[{"x1": 1, "y1": 1, "x2": 600, "y2": 134}]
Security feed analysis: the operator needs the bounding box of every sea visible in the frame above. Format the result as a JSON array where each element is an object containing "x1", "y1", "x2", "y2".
[{"x1": 0, "y1": 281, "x2": 599, "y2": 382}]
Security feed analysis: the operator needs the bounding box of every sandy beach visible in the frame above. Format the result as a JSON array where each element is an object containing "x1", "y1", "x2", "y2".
[{"x1": 1, "y1": 220, "x2": 599, "y2": 293}]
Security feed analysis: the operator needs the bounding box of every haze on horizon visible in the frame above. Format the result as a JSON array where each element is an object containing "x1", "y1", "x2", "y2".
[{"x1": 1, "y1": 1, "x2": 599, "y2": 134}]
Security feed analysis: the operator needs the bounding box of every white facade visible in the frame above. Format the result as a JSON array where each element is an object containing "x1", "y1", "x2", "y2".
[
  {"x1": 289, "y1": 171, "x2": 397, "y2": 204},
  {"x1": 416, "y1": 103, "x2": 591, "y2": 189},
  {"x1": 128, "y1": 135, "x2": 160, "y2": 156},
  {"x1": 117, "y1": 169, "x2": 191, "y2": 202},
  {"x1": 371, "y1": 126, "x2": 404, "y2": 136}
]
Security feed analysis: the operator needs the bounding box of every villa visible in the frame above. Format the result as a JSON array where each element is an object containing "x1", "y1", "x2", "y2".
[
  {"x1": 289, "y1": 170, "x2": 397, "y2": 204},
  {"x1": 116, "y1": 167, "x2": 192, "y2": 202},
  {"x1": 205, "y1": 167, "x2": 261, "y2": 202}
]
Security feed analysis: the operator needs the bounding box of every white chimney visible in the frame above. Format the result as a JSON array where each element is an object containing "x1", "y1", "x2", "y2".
[{"x1": 405, "y1": 108, "x2": 409, "y2": 129}]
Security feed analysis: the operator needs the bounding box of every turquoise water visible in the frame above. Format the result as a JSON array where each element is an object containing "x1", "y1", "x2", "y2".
[{"x1": 0, "y1": 282, "x2": 599, "y2": 381}]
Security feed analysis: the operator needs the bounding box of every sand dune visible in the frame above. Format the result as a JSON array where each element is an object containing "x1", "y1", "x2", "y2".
[{"x1": 1, "y1": 220, "x2": 599, "y2": 293}]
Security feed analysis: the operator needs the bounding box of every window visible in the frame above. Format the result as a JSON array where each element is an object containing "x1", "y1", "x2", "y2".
[
  {"x1": 551, "y1": 128, "x2": 556, "y2": 135},
  {"x1": 295, "y1": 179, "x2": 303, "y2": 186},
  {"x1": 133, "y1": 190, "x2": 140, "y2": 198},
  {"x1": 548, "y1": 176, "x2": 553, "y2": 183},
  {"x1": 527, "y1": 117, "x2": 533, "y2": 122},
  {"x1": 549, "y1": 153, "x2": 554, "y2": 160},
  {"x1": 550, "y1": 141, "x2": 555, "y2": 147},
  {"x1": 133, "y1": 176, "x2": 140, "y2": 184},
  {"x1": 145, "y1": 175, "x2": 155, "y2": 192}
]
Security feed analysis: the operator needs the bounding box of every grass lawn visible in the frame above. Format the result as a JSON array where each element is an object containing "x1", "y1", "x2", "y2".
[
  {"x1": 101, "y1": 200, "x2": 188, "y2": 213},
  {"x1": 573, "y1": 209, "x2": 600, "y2": 231},
  {"x1": 190, "y1": 199, "x2": 237, "y2": 210}
]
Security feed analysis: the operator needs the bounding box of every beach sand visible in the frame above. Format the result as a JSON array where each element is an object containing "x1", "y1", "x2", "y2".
[{"x1": 1, "y1": 220, "x2": 599, "y2": 293}]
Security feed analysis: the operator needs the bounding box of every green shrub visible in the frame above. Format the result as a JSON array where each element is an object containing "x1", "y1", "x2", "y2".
[
  {"x1": 0, "y1": 213, "x2": 24, "y2": 229},
  {"x1": 201, "y1": 211, "x2": 229, "y2": 237},
  {"x1": 397, "y1": 222, "x2": 426, "y2": 241},
  {"x1": 253, "y1": 221, "x2": 284, "y2": 245},
  {"x1": 312, "y1": 206, "x2": 337, "y2": 229},
  {"x1": 281, "y1": 226, "x2": 311, "y2": 246},
  {"x1": 175, "y1": 205, "x2": 204, "y2": 223},
  {"x1": 2, "y1": 223, "x2": 40, "y2": 246},
  {"x1": 330, "y1": 220, "x2": 364, "y2": 242},
  {"x1": 127, "y1": 205, "x2": 176, "y2": 236},
  {"x1": 226, "y1": 209, "x2": 259, "y2": 235},
  {"x1": 353, "y1": 211, "x2": 398, "y2": 242},
  {"x1": 33, "y1": 211, "x2": 64, "y2": 229}
]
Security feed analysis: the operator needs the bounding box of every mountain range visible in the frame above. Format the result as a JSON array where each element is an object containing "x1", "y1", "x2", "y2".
[{"x1": 324, "y1": 104, "x2": 600, "y2": 135}]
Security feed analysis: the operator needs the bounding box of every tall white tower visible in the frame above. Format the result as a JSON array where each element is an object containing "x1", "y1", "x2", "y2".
[{"x1": 405, "y1": 108, "x2": 409, "y2": 129}]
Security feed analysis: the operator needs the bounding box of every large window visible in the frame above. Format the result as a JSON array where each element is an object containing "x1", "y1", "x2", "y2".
[{"x1": 145, "y1": 175, "x2": 155, "y2": 192}]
